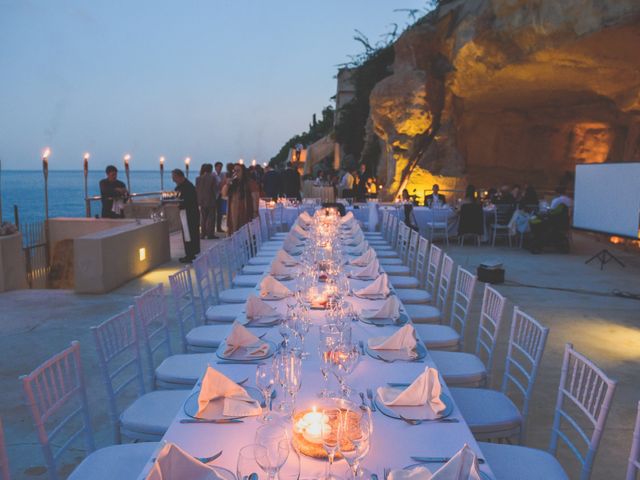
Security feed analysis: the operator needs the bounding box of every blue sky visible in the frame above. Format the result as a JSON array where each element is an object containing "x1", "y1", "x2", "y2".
[{"x1": 0, "y1": 0, "x2": 427, "y2": 170}]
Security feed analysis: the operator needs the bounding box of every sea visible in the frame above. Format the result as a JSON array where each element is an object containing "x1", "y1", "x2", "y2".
[{"x1": 0, "y1": 170, "x2": 168, "y2": 224}]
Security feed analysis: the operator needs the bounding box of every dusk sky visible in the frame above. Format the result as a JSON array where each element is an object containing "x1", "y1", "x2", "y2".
[{"x1": 0, "y1": 0, "x2": 427, "y2": 170}]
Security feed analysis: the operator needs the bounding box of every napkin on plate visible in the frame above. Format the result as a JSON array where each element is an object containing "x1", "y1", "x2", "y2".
[
  {"x1": 345, "y1": 230, "x2": 365, "y2": 246},
  {"x1": 260, "y1": 276, "x2": 292, "y2": 298},
  {"x1": 377, "y1": 367, "x2": 446, "y2": 416},
  {"x1": 197, "y1": 365, "x2": 262, "y2": 418},
  {"x1": 368, "y1": 323, "x2": 416, "y2": 352},
  {"x1": 223, "y1": 321, "x2": 270, "y2": 357},
  {"x1": 361, "y1": 295, "x2": 401, "y2": 320},
  {"x1": 340, "y1": 211, "x2": 354, "y2": 224},
  {"x1": 146, "y1": 442, "x2": 224, "y2": 480},
  {"x1": 346, "y1": 240, "x2": 369, "y2": 255},
  {"x1": 349, "y1": 247, "x2": 377, "y2": 266},
  {"x1": 245, "y1": 294, "x2": 278, "y2": 319},
  {"x1": 276, "y1": 250, "x2": 299, "y2": 266},
  {"x1": 299, "y1": 210, "x2": 313, "y2": 224},
  {"x1": 355, "y1": 273, "x2": 390, "y2": 297},
  {"x1": 292, "y1": 224, "x2": 309, "y2": 239},
  {"x1": 283, "y1": 236, "x2": 303, "y2": 252},
  {"x1": 349, "y1": 258, "x2": 380, "y2": 279},
  {"x1": 270, "y1": 261, "x2": 295, "y2": 278},
  {"x1": 387, "y1": 444, "x2": 482, "y2": 480}
]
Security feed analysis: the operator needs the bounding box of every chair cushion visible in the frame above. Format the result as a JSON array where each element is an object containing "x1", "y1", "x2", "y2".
[
  {"x1": 379, "y1": 257, "x2": 403, "y2": 265},
  {"x1": 186, "y1": 324, "x2": 232, "y2": 349},
  {"x1": 364, "y1": 232, "x2": 384, "y2": 237},
  {"x1": 220, "y1": 288, "x2": 255, "y2": 303},
  {"x1": 120, "y1": 390, "x2": 191, "y2": 438},
  {"x1": 232, "y1": 274, "x2": 261, "y2": 287},
  {"x1": 414, "y1": 324, "x2": 459, "y2": 350},
  {"x1": 478, "y1": 442, "x2": 569, "y2": 480},
  {"x1": 69, "y1": 442, "x2": 160, "y2": 480},
  {"x1": 261, "y1": 241, "x2": 283, "y2": 248},
  {"x1": 248, "y1": 257, "x2": 272, "y2": 265},
  {"x1": 242, "y1": 264, "x2": 269, "y2": 275},
  {"x1": 375, "y1": 250, "x2": 399, "y2": 259},
  {"x1": 205, "y1": 303, "x2": 245, "y2": 322},
  {"x1": 396, "y1": 289, "x2": 432, "y2": 304},
  {"x1": 449, "y1": 388, "x2": 522, "y2": 437},
  {"x1": 405, "y1": 304, "x2": 441, "y2": 324},
  {"x1": 388, "y1": 275, "x2": 419, "y2": 288},
  {"x1": 429, "y1": 351, "x2": 486, "y2": 387},
  {"x1": 383, "y1": 265, "x2": 411, "y2": 276},
  {"x1": 367, "y1": 239, "x2": 389, "y2": 245},
  {"x1": 155, "y1": 353, "x2": 216, "y2": 387}
]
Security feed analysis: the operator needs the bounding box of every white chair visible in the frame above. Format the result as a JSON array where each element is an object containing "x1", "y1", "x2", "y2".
[
  {"x1": 207, "y1": 243, "x2": 255, "y2": 303},
  {"x1": 425, "y1": 207, "x2": 450, "y2": 246},
  {"x1": 0, "y1": 418, "x2": 10, "y2": 480},
  {"x1": 92, "y1": 308, "x2": 190, "y2": 443},
  {"x1": 491, "y1": 204, "x2": 514, "y2": 247},
  {"x1": 193, "y1": 253, "x2": 244, "y2": 323},
  {"x1": 387, "y1": 231, "x2": 420, "y2": 288},
  {"x1": 480, "y1": 344, "x2": 617, "y2": 480},
  {"x1": 627, "y1": 401, "x2": 640, "y2": 480},
  {"x1": 404, "y1": 249, "x2": 453, "y2": 321},
  {"x1": 396, "y1": 244, "x2": 442, "y2": 304},
  {"x1": 430, "y1": 284, "x2": 506, "y2": 387},
  {"x1": 450, "y1": 308, "x2": 549, "y2": 442},
  {"x1": 20, "y1": 342, "x2": 158, "y2": 480},
  {"x1": 135, "y1": 285, "x2": 215, "y2": 390},
  {"x1": 381, "y1": 224, "x2": 412, "y2": 275},
  {"x1": 375, "y1": 215, "x2": 402, "y2": 261},
  {"x1": 169, "y1": 267, "x2": 229, "y2": 352}
]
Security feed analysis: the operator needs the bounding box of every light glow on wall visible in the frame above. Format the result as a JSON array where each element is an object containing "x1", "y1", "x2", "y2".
[{"x1": 139, "y1": 247, "x2": 146, "y2": 261}]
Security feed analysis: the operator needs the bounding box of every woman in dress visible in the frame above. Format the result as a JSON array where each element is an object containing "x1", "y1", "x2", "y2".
[{"x1": 222, "y1": 163, "x2": 259, "y2": 234}]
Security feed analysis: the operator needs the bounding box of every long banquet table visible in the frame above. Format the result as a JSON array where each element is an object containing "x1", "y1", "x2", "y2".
[{"x1": 137, "y1": 213, "x2": 494, "y2": 479}]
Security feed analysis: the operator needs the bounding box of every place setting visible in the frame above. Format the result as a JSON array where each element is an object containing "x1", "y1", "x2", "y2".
[
  {"x1": 216, "y1": 321, "x2": 277, "y2": 364},
  {"x1": 238, "y1": 295, "x2": 283, "y2": 328},
  {"x1": 146, "y1": 442, "x2": 236, "y2": 480},
  {"x1": 346, "y1": 258, "x2": 380, "y2": 281},
  {"x1": 352, "y1": 273, "x2": 391, "y2": 300},
  {"x1": 390, "y1": 444, "x2": 488, "y2": 480},
  {"x1": 259, "y1": 276, "x2": 293, "y2": 301},
  {"x1": 364, "y1": 324, "x2": 426, "y2": 362},
  {"x1": 270, "y1": 261, "x2": 299, "y2": 281},
  {"x1": 358, "y1": 295, "x2": 409, "y2": 327}
]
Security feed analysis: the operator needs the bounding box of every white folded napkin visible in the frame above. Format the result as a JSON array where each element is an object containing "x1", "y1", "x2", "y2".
[
  {"x1": 355, "y1": 273, "x2": 390, "y2": 297},
  {"x1": 346, "y1": 230, "x2": 365, "y2": 246},
  {"x1": 340, "y1": 211, "x2": 354, "y2": 224},
  {"x1": 361, "y1": 295, "x2": 401, "y2": 320},
  {"x1": 283, "y1": 236, "x2": 304, "y2": 253},
  {"x1": 270, "y1": 261, "x2": 295, "y2": 278},
  {"x1": 346, "y1": 240, "x2": 369, "y2": 255},
  {"x1": 299, "y1": 211, "x2": 313, "y2": 224},
  {"x1": 292, "y1": 224, "x2": 309, "y2": 239},
  {"x1": 146, "y1": 442, "x2": 224, "y2": 480},
  {"x1": 349, "y1": 258, "x2": 380, "y2": 279},
  {"x1": 349, "y1": 247, "x2": 377, "y2": 266},
  {"x1": 387, "y1": 444, "x2": 482, "y2": 480},
  {"x1": 223, "y1": 321, "x2": 269, "y2": 357},
  {"x1": 197, "y1": 365, "x2": 262, "y2": 418},
  {"x1": 368, "y1": 323, "x2": 416, "y2": 353},
  {"x1": 245, "y1": 294, "x2": 278, "y2": 319},
  {"x1": 377, "y1": 367, "x2": 446, "y2": 417},
  {"x1": 260, "y1": 276, "x2": 292, "y2": 298},
  {"x1": 276, "y1": 250, "x2": 299, "y2": 266}
]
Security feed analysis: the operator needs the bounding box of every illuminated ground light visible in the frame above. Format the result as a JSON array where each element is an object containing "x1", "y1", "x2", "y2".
[
  {"x1": 571, "y1": 321, "x2": 640, "y2": 361},
  {"x1": 139, "y1": 247, "x2": 146, "y2": 261}
]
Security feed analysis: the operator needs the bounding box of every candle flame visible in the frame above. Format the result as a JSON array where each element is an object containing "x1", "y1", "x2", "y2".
[
  {"x1": 251, "y1": 159, "x2": 257, "y2": 166},
  {"x1": 83, "y1": 152, "x2": 90, "y2": 160},
  {"x1": 124, "y1": 154, "x2": 131, "y2": 162},
  {"x1": 185, "y1": 157, "x2": 191, "y2": 165},
  {"x1": 42, "y1": 148, "x2": 51, "y2": 159},
  {"x1": 238, "y1": 158, "x2": 244, "y2": 165},
  {"x1": 159, "y1": 156, "x2": 165, "y2": 164}
]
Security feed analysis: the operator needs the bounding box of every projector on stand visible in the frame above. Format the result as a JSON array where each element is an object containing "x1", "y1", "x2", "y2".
[{"x1": 477, "y1": 259, "x2": 505, "y2": 284}]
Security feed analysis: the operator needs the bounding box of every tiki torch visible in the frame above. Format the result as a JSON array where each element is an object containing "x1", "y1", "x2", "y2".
[
  {"x1": 42, "y1": 148, "x2": 50, "y2": 220},
  {"x1": 83, "y1": 152, "x2": 90, "y2": 217},
  {"x1": 159, "y1": 156, "x2": 165, "y2": 191},
  {"x1": 185, "y1": 157, "x2": 191, "y2": 178},
  {"x1": 123, "y1": 153, "x2": 131, "y2": 193}
]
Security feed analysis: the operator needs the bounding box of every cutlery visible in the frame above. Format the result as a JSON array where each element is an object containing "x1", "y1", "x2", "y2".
[
  {"x1": 366, "y1": 388, "x2": 377, "y2": 412},
  {"x1": 371, "y1": 475, "x2": 379, "y2": 480},
  {"x1": 216, "y1": 360, "x2": 266, "y2": 365},
  {"x1": 399, "y1": 415, "x2": 459, "y2": 425},
  {"x1": 358, "y1": 392, "x2": 368, "y2": 411},
  {"x1": 153, "y1": 449, "x2": 223, "y2": 464},
  {"x1": 358, "y1": 340, "x2": 366, "y2": 355},
  {"x1": 386, "y1": 382, "x2": 410, "y2": 388},
  {"x1": 410, "y1": 456, "x2": 485, "y2": 464},
  {"x1": 180, "y1": 418, "x2": 244, "y2": 424},
  {"x1": 373, "y1": 354, "x2": 424, "y2": 364}
]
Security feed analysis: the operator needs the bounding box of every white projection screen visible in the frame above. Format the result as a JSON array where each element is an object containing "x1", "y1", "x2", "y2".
[{"x1": 573, "y1": 162, "x2": 640, "y2": 238}]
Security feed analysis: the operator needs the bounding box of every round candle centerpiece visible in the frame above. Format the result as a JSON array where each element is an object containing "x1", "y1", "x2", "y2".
[{"x1": 292, "y1": 406, "x2": 361, "y2": 459}]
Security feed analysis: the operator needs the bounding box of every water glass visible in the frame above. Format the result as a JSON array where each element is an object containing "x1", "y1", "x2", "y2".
[
  {"x1": 254, "y1": 424, "x2": 290, "y2": 480},
  {"x1": 321, "y1": 408, "x2": 341, "y2": 480},
  {"x1": 338, "y1": 408, "x2": 372, "y2": 478},
  {"x1": 237, "y1": 444, "x2": 268, "y2": 480},
  {"x1": 256, "y1": 364, "x2": 275, "y2": 423}
]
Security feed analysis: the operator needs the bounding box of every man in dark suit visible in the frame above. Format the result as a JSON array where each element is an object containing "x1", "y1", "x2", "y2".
[
  {"x1": 354, "y1": 163, "x2": 368, "y2": 202},
  {"x1": 281, "y1": 162, "x2": 301, "y2": 200},
  {"x1": 214, "y1": 161, "x2": 226, "y2": 233},
  {"x1": 425, "y1": 184, "x2": 447, "y2": 207},
  {"x1": 173, "y1": 169, "x2": 200, "y2": 263},
  {"x1": 99, "y1": 165, "x2": 128, "y2": 218},
  {"x1": 195, "y1": 163, "x2": 219, "y2": 239},
  {"x1": 262, "y1": 165, "x2": 282, "y2": 200}
]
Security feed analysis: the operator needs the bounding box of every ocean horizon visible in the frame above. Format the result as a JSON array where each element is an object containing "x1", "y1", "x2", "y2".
[{"x1": 0, "y1": 170, "x2": 181, "y2": 223}]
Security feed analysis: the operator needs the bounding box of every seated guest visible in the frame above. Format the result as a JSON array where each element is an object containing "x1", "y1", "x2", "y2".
[
  {"x1": 425, "y1": 184, "x2": 446, "y2": 207},
  {"x1": 460, "y1": 184, "x2": 477, "y2": 205},
  {"x1": 511, "y1": 184, "x2": 522, "y2": 202},
  {"x1": 99, "y1": 165, "x2": 128, "y2": 218},
  {"x1": 519, "y1": 185, "x2": 539, "y2": 210},
  {"x1": 494, "y1": 185, "x2": 515, "y2": 205},
  {"x1": 400, "y1": 188, "x2": 415, "y2": 205},
  {"x1": 262, "y1": 165, "x2": 282, "y2": 200},
  {"x1": 403, "y1": 203, "x2": 419, "y2": 231},
  {"x1": 550, "y1": 185, "x2": 573, "y2": 210}
]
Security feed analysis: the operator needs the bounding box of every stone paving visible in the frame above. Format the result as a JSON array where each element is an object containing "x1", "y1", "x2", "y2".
[{"x1": 0, "y1": 230, "x2": 638, "y2": 479}]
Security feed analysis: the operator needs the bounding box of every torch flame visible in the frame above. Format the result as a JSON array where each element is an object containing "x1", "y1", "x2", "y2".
[
  {"x1": 124, "y1": 154, "x2": 131, "y2": 162},
  {"x1": 83, "y1": 152, "x2": 90, "y2": 160},
  {"x1": 42, "y1": 148, "x2": 51, "y2": 159},
  {"x1": 159, "y1": 156, "x2": 165, "y2": 164},
  {"x1": 185, "y1": 157, "x2": 191, "y2": 166}
]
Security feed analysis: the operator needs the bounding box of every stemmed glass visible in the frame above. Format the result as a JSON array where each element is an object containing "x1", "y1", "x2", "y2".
[
  {"x1": 330, "y1": 343, "x2": 360, "y2": 399},
  {"x1": 318, "y1": 324, "x2": 342, "y2": 398},
  {"x1": 256, "y1": 364, "x2": 275, "y2": 423},
  {"x1": 321, "y1": 408, "x2": 341, "y2": 480},
  {"x1": 285, "y1": 352, "x2": 303, "y2": 408},
  {"x1": 338, "y1": 407, "x2": 373, "y2": 479},
  {"x1": 237, "y1": 444, "x2": 268, "y2": 480},
  {"x1": 254, "y1": 423, "x2": 290, "y2": 480}
]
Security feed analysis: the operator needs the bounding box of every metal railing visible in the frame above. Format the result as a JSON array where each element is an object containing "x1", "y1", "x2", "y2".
[{"x1": 83, "y1": 191, "x2": 167, "y2": 217}]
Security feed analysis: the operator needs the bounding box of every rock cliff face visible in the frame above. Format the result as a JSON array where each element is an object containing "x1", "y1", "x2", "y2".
[{"x1": 367, "y1": 0, "x2": 640, "y2": 199}]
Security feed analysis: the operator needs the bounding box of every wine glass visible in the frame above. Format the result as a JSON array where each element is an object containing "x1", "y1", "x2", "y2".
[
  {"x1": 254, "y1": 424, "x2": 290, "y2": 480},
  {"x1": 321, "y1": 408, "x2": 341, "y2": 480},
  {"x1": 256, "y1": 364, "x2": 275, "y2": 423},
  {"x1": 237, "y1": 444, "x2": 268, "y2": 480},
  {"x1": 285, "y1": 352, "x2": 303, "y2": 407},
  {"x1": 318, "y1": 325, "x2": 341, "y2": 397},
  {"x1": 338, "y1": 408, "x2": 372, "y2": 479}
]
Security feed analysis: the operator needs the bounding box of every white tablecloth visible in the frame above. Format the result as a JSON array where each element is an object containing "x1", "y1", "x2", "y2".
[
  {"x1": 302, "y1": 180, "x2": 335, "y2": 203},
  {"x1": 137, "y1": 218, "x2": 495, "y2": 479}
]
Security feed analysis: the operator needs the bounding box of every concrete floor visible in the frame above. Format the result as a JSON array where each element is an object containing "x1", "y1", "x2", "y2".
[{"x1": 0, "y1": 230, "x2": 638, "y2": 479}]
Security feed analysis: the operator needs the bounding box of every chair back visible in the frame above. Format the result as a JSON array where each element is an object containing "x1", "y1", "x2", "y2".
[
  {"x1": 135, "y1": 284, "x2": 171, "y2": 387},
  {"x1": 386, "y1": 214, "x2": 398, "y2": 243},
  {"x1": 20, "y1": 342, "x2": 94, "y2": 480},
  {"x1": 91, "y1": 307, "x2": 146, "y2": 443},
  {"x1": 389, "y1": 214, "x2": 401, "y2": 249},
  {"x1": 168, "y1": 267, "x2": 199, "y2": 353},
  {"x1": 207, "y1": 243, "x2": 228, "y2": 299},
  {"x1": 261, "y1": 209, "x2": 274, "y2": 239},
  {"x1": 193, "y1": 252, "x2": 217, "y2": 313},
  {"x1": 474, "y1": 284, "x2": 506, "y2": 379},
  {"x1": 380, "y1": 210, "x2": 390, "y2": 236},
  {"x1": 406, "y1": 230, "x2": 419, "y2": 276},
  {"x1": 501, "y1": 307, "x2": 549, "y2": 442},
  {"x1": 425, "y1": 244, "x2": 443, "y2": 294},
  {"x1": 396, "y1": 223, "x2": 411, "y2": 263},
  {"x1": 494, "y1": 204, "x2": 514, "y2": 225},
  {"x1": 458, "y1": 203, "x2": 484, "y2": 236},
  {"x1": 448, "y1": 267, "x2": 477, "y2": 345},
  {"x1": 239, "y1": 225, "x2": 253, "y2": 262},
  {"x1": 549, "y1": 344, "x2": 617, "y2": 480},
  {"x1": 627, "y1": 401, "x2": 640, "y2": 480},
  {"x1": 434, "y1": 254, "x2": 454, "y2": 311},
  {"x1": 0, "y1": 418, "x2": 10, "y2": 480},
  {"x1": 248, "y1": 218, "x2": 262, "y2": 254},
  {"x1": 414, "y1": 236, "x2": 430, "y2": 287}
]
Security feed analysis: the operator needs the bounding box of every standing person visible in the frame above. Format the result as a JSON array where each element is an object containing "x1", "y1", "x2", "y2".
[
  {"x1": 214, "y1": 162, "x2": 226, "y2": 233},
  {"x1": 195, "y1": 163, "x2": 218, "y2": 239},
  {"x1": 338, "y1": 168, "x2": 354, "y2": 198},
  {"x1": 99, "y1": 165, "x2": 128, "y2": 218},
  {"x1": 425, "y1": 184, "x2": 446, "y2": 207},
  {"x1": 354, "y1": 163, "x2": 368, "y2": 202},
  {"x1": 281, "y1": 162, "x2": 301, "y2": 200},
  {"x1": 222, "y1": 163, "x2": 259, "y2": 234},
  {"x1": 262, "y1": 165, "x2": 282, "y2": 200},
  {"x1": 172, "y1": 169, "x2": 200, "y2": 263}
]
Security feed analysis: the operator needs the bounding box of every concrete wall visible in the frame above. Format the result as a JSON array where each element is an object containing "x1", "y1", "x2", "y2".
[
  {"x1": 74, "y1": 219, "x2": 170, "y2": 293},
  {"x1": 123, "y1": 199, "x2": 182, "y2": 233},
  {"x1": 0, "y1": 233, "x2": 27, "y2": 292},
  {"x1": 48, "y1": 218, "x2": 136, "y2": 250}
]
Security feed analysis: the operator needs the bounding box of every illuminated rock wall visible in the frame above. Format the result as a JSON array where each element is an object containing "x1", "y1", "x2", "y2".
[{"x1": 368, "y1": 0, "x2": 640, "y2": 200}]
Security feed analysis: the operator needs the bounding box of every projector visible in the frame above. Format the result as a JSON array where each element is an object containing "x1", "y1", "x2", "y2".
[{"x1": 477, "y1": 259, "x2": 505, "y2": 284}]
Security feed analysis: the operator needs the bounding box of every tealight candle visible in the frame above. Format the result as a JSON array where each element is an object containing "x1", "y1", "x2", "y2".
[{"x1": 294, "y1": 407, "x2": 329, "y2": 444}]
